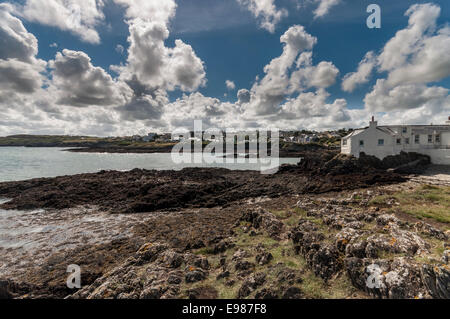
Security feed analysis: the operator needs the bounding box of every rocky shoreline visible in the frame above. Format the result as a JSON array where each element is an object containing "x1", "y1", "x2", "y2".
[{"x1": 0, "y1": 152, "x2": 448, "y2": 299}]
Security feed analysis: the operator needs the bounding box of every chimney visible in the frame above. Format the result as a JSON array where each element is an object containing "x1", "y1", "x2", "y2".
[{"x1": 369, "y1": 116, "x2": 378, "y2": 129}]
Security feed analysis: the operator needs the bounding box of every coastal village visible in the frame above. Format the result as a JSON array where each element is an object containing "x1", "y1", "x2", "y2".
[
  {"x1": 0, "y1": 117, "x2": 449, "y2": 300},
  {"x1": 131, "y1": 130, "x2": 345, "y2": 145}
]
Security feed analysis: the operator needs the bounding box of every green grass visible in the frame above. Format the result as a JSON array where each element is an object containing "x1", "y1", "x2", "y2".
[{"x1": 370, "y1": 185, "x2": 450, "y2": 225}]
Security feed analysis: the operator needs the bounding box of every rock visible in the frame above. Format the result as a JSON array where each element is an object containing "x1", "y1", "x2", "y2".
[
  {"x1": 255, "y1": 288, "x2": 279, "y2": 299},
  {"x1": 345, "y1": 257, "x2": 426, "y2": 299},
  {"x1": 281, "y1": 287, "x2": 302, "y2": 299},
  {"x1": 414, "y1": 222, "x2": 448, "y2": 241},
  {"x1": 296, "y1": 199, "x2": 316, "y2": 210},
  {"x1": 213, "y1": 239, "x2": 235, "y2": 254},
  {"x1": 0, "y1": 281, "x2": 12, "y2": 299},
  {"x1": 241, "y1": 208, "x2": 284, "y2": 239},
  {"x1": 140, "y1": 286, "x2": 166, "y2": 299},
  {"x1": 219, "y1": 256, "x2": 227, "y2": 267},
  {"x1": 442, "y1": 250, "x2": 450, "y2": 264},
  {"x1": 185, "y1": 270, "x2": 207, "y2": 283},
  {"x1": 335, "y1": 227, "x2": 361, "y2": 253},
  {"x1": 232, "y1": 249, "x2": 250, "y2": 262},
  {"x1": 345, "y1": 239, "x2": 368, "y2": 259},
  {"x1": 365, "y1": 225, "x2": 429, "y2": 258},
  {"x1": 421, "y1": 264, "x2": 450, "y2": 299},
  {"x1": 376, "y1": 214, "x2": 400, "y2": 226},
  {"x1": 137, "y1": 243, "x2": 169, "y2": 264},
  {"x1": 160, "y1": 251, "x2": 183, "y2": 268},
  {"x1": 238, "y1": 283, "x2": 252, "y2": 298},
  {"x1": 255, "y1": 251, "x2": 273, "y2": 266},
  {"x1": 237, "y1": 273, "x2": 266, "y2": 298},
  {"x1": 235, "y1": 260, "x2": 255, "y2": 272},
  {"x1": 193, "y1": 257, "x2": 210, "y2": 270},
  {"x1": 167, "y1": 274, "x2": 182, "y2": 285},
  {"x1": 383, "y1": 257, "x2": 425, "y2": 299},
  {"x1": 311, "y1": 244, "x2": 343, "y2": 281},
  {"x1": 185, "y1": 240, "x2": 205, "y2": 250},
  {"x1": 276, "y1": 268, "x2": 302, "y2": 285},
  {"x1": 216, "y1": 271, "x2": 230, "y2": 280},
  {"x1": 187, "y1": 286, "x2": 218, "y2": 299}
]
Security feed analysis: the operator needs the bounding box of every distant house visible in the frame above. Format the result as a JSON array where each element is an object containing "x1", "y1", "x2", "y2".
[
  {"x1": 341, "y1": 117, "x2": 450, "y2": 165},
  {"x1": 142, "y1": 133, "x2": 157, "y2": 142},
  {"x1": 156, "y1": 133, "x2": 172, "y2": 142}
]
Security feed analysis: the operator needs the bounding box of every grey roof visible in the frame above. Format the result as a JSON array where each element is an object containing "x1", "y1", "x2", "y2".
[
  {"x1": 343, "y1": 129, "x2": 365, "y2": 139},
  {"x1": 376, "y1": 126, "x2": 397, "y2": 136}
]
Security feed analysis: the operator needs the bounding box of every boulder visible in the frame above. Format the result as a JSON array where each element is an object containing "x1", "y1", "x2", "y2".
[
  {"x1": 241, "y1": 208, "x2": 284, "y2": 239},
  {"x1": 421, "y1": 264, "x2": 450, "y2": 299},
  {"x1": 185, "y1": 270, "x2": 207, "y2": 283}
]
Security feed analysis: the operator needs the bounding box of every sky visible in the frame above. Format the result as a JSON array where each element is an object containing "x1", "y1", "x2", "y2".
[{"x1": 0, "y1": 0, "x2": 449, "y2": 136}]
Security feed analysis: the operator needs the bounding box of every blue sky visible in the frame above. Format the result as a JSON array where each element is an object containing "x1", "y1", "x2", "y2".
[
  {"x1": 0, "y1": 0, "x2": 449, "y2": 135},
  {"x1": 24, "y1": 0, "x2": 449, "y2": 106}
]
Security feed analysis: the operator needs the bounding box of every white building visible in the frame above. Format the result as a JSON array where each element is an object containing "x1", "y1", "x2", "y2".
[{"x1": 341, "y1": 117, "x2": 450, "y2": 165}]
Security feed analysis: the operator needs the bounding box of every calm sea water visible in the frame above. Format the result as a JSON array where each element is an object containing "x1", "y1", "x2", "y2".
[{"x1": 0, "y1": 147, "x2": 301, "y2": 182}]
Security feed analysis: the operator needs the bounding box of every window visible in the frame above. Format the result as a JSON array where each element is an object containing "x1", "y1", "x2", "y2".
[
  {"x1": 436, "y1": 134, "x2": 441, "y2": 143},
  {"x1": 415, "y1": 135, "x2": 420, "y2": 144},
  {"x1": 396, "y1": 138, "x2": 401, "y2": 145},
  {"x1": 359, "y1": 140, "x2": 364, "y2": 146},
  {"x1": 342, "y1": 139, "x2": 347, "y2": 146},
  {"x1": 402, "y1": 127, "x2": 407, "y2": 133},
  {"x1": 428, "y1": 135, "x2": 433, "y2": 143},
  {"x1": 378, "y1": 139, "x2": 384, "y2": 146},
  {"x1": 405, "y1": 138, "x2": 410, "y2": 145}
]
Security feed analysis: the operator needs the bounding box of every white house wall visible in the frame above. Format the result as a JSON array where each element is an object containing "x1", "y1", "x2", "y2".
[{"x1": 341, "y1": 122, "x2": 450, "y2": 165}]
